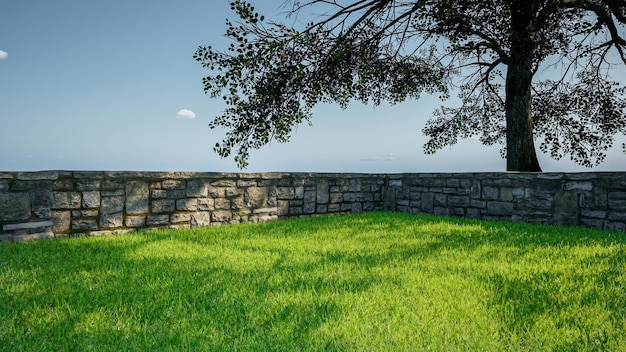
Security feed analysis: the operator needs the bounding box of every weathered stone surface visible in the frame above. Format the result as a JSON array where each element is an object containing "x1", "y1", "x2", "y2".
[
  {"x1": 191, "y1": 212, "x2": 211, "y2": 227},
  {"x1": 151, "y1": 199, "x2": 175, "y2": 213},
  {"x1": 0, "y1": 193, "x2": 31, "y2": 222},
  {"x1": 304, "y1": 190, "x2": 316, "y2": 213},
  {"x1": 147, "y1": 215, "x2": 170, "y2": 226},
  {"x1": 101, "y1": 196, "x2": 124, "y2": 214},
  {"x1": 500, "y1": 188, "x2": 513, "y2": 201},
  {"x1": 565, "y1": 181, "x2": 593, "y2": 192},
  {"x1": 3, "y1": 220, "x2": 53, "y2": 231},
  {"x1": 3, "y1": 171, "x2": 626, "y2": 240},
  {"x1": 211, "y1": 211, "x2": 231, "y2": 222},
  {"x1": 82, "y1": 191, "x2": 101, "y2": 208},
  {"x1": 51, "y1": 211, "x2": 71, "y2": 233},
  {"x1": 73, "y1": 219, "x2": 98, "y2": 231},
  {"x1": 482, "y1": 186, "x2": 499, "y2": 200},
  {"x1": 186, "y1": 179, "x2": 210, "y2": 197},
  {"x1": 171, "y1": 213, "x2": 191, "y2": 223},
  {"x1": 162, "y1": 179, "x2": 185, "y2": 190},
  {"x1": 76, "y1": 180, "x2": 101, "y2": 191},
  {"x1": 487, "y1": 201, "x2": 514, "y2": 216},
  {"x1": 197, "y1": 198, "x2": 214, "y2": 211},
  {"x1": 17, "y1": 171, "x2": 58, "y2": 181},
  {"x1": 176, "y1": 199, "x2": 198, "y2": 211},
  {"x1": 126, "y1": 181, "x2": 149, "y2": 214},
  {"x1": 100, "y1": 213, "x2": 123, "y2": 228},
  {"x1": 72, "y1": 210, "x2": 98, "y2": 218},
  {"x1": 448, "y1": 195, "x2": 470, "y2": 207},
  {"x1": 553, "y1": 192, "x2": 579, "y2": 226},
  {"x1": 52, "y1": 192, "x2": 81, "y2": 210},
  {"x1": 210, "y1": 180, "x2": 236, "y2": 188},
  {"x1": 126, "y1": 215, "x2": 146, "y2": 228},
  {"x1": 245, "y1": 187, "x2": 267, "y2": 208},
  {"x1": 277, "y1": 187, "x2": 295, "y2": 199},
  {"x1": 214, "y1": 198, "x2": 230, "y2": 210}
]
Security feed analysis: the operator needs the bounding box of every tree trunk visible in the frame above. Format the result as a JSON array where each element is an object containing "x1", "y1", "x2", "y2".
[{"x1": 505, "y1": 2, "x2": 542, "y2": 172}]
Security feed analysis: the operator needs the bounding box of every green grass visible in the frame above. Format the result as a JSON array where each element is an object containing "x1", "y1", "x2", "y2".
[{"x1": 1, "y1": 212, "x2": 625, "y2": 351}]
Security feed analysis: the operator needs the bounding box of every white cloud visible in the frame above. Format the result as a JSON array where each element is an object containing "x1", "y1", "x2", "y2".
[
  {"x1": 362, "y1": 153, "x2": 397, "y2": 162},
  {"x1": 175, "y1": 109, "x2": 196, "y2": 119},
  {"x1": 0, "y1": 50, "x2": 7, "y2": 60}
]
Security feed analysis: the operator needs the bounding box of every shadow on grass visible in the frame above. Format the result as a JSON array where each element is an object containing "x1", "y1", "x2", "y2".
[{"x1": 1, "y1": 212, "x2": 625, "y2": 351}]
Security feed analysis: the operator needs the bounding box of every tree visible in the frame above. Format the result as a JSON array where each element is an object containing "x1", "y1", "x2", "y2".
[{"x1": 194, "y1": 0, "x2": 626, "y2": 171}]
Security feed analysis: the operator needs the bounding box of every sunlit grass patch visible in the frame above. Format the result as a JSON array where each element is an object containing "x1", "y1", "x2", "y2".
[{"x1": 1, "y1": 212, "x2": 624, "y2": 351}]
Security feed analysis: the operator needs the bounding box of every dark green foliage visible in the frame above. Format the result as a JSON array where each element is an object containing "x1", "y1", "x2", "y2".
[{"x1": 195, "y1": 0, "x2": 626, "y2": 170}]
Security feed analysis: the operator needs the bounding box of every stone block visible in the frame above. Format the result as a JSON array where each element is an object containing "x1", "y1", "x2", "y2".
[
  {"x1": 101, "y1": 179, "x2": 125, "y2": 191},
  {"x1": 0, "y1": 193, "x2": 31, "y2": 222},
  {"x1": 176, "y1": 199, "x2": 198, "y2": 211},
  {"x1": 126, "y1": 215, "x2": 146, "y2": 228},
  {"x1": 190, "y1": 211, "x2": 211, "y2": 227},
  {"x1": 52, "y1": 192, "x2": 82, "y2": 210},
  {"x1": 316, "y1": 179, "x2": 329, "y2": 204},
  {"x1": 162, "y1": 179, "x2": 185, "y2": 190},
  {"x1": 448, "y1": 195, "x2": 470, "y2": 207},
  {"x1": 276, "y1": 187, "x2": 295, "y2": 199},
  {"x1": 211, "y1": 211, "x2": 231, "y2": 222},
  {"x1": 351, "y1": 203, "x2": 363, "y2": 213},
  {"x1": 72, "y1": 210, "x2": 98, "y2": 218},
  {"x1": 277, "y1": 200, "x2": 289, "y2": 216},
  {"x1": 553, "y1": 192, "x2": 579, "y2": 226},
  {"x1": 304, "y1": 190, "x2": 316, "y2": 213},
  {"x1": 126, "y1": 181, "x2": 149, "y2": 214},
  {"x1": 565, "y1": 181, "x2": 593, "y2": 192},
  {"x1": 581, "y1": 210, "x2": 606, "y2": 219},
  {"x1": 151, "y1": 199, "x2": 175, "y2": 213},
  {"x1": 608, "y1": 196, "x2": 626, "y2": 210},
  {"x1": 330, "y1": 193, "x2": 343, "y2": 203},
  {"x1": 471, "y1": 180, "x2": 481, "y2": 199},
  {"x1": 237, "y1": 179, "x2": 258, "y2": 188},
  {"x1": 100, "y1": 213, "x2": 123, "y2": 228},
  {"x1": 215, "y1": 198, "x2": 231, "y2": 210},
  {"x1": 186, "y1": 179, "x2": 210, "y2": 197},
  {"x1": 171, "y1": 213, "x2": 191, "y2": 224},
  {"x1": 388, "y1": 180, "x2": 402, "y2": 188},
  {"x1": 487, "y1": 201, "x2": 514, "y2": 216},
  {"x1": 245, "y1": 187, "x2": 267, "y2": 208},
  {"x1": 421, "y1": 193, "x2": 434, "y2": 213},
  {"x1": 151, "y1": 190, "x2": 168, "y2": 199},
  {"x1": 434, "y1": 207, "x2": 450, "y2": 216},
  {"x1": 500, "y1": 188, "x2": 513, "y2": 201},
  {"x1": 82, "y1": 191, "x2": 101, "y2": 208},
  {"x1": 295, "y1": 186, "x2": 305, "y2": 199},
  {"x1": 349, "y1": 179, "x2": 362, "y2": 192},
  {"x1": 72, "y1": 219, "x2": 99, "y2": 231},
  {"x1": 3, "y1": 220, "x2": 53, "y2": 231},
  {"x1": 101, "y1": 196, "x2": 124, "y2": 214},
  {"x1": 231, "y1": 196, "x2": 244, "y2": 210},
  {"x1": 51, "y1": 211, "x2": 71, "y2": 233},
  {"x1": 434, "y1": 193, "x2": 447, "y2": 207},
  {"x1": 16, "y1": 171, "x2": 58, "y2": 180},
  {"x1": 76, "y1": 180, "x2": 101, "y2": 191},
  {"x1": 482, "y1": 186, "x2": 499, "y2": 200},
  {"x1": 608, "y1": 212, "x2": 626, "y2": 222},
  {"x1": 147, "y1": 215, "x2": 170, "y2": 226},
  {"x1": 210, "y1": 180, "x2": 236, "y2": 188},
  {"x1": 197, "y1": 198, "x2": 214, "y2": 211}
]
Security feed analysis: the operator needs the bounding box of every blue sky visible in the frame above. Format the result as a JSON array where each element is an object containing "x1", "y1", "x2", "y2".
[{"x1": 1, "y1": 1, "x2": 624, "y2": 173}]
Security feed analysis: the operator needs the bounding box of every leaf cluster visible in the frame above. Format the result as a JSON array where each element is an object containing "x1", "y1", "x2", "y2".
[{"x1": 197, "y1": 0, "x2": 626, "y2": 168}]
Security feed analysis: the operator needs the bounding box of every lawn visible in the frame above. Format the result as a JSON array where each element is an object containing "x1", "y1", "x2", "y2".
[{"x1": 1, "y1": 212, "x2": 625, "y2": 351}]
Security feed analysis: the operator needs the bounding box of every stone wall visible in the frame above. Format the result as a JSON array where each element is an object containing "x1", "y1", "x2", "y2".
[{"x1": 0, "y1": 171, "x2": 624, "y2": 241}]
